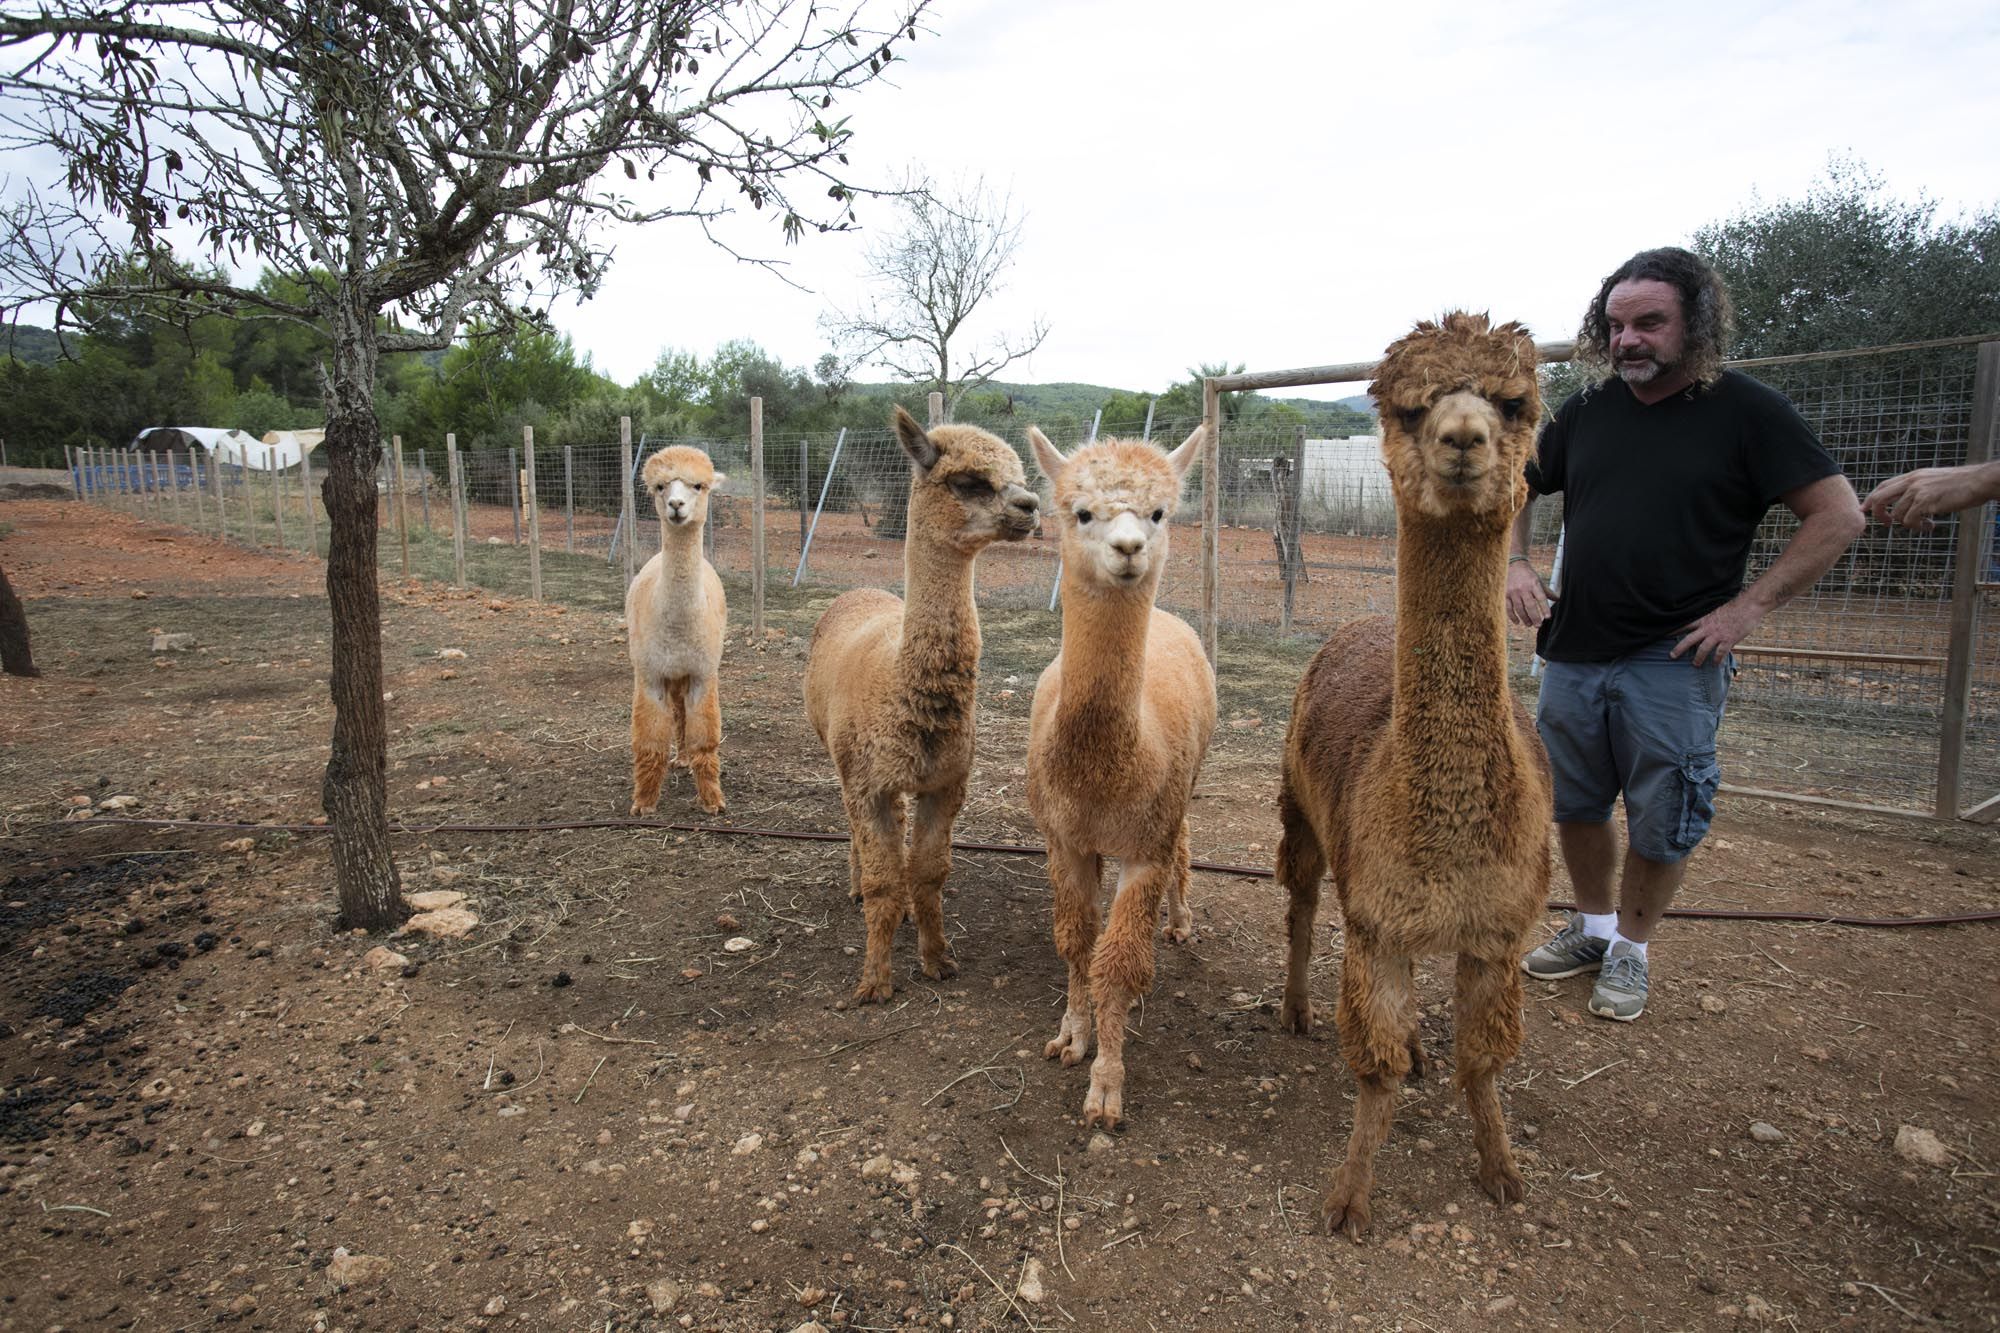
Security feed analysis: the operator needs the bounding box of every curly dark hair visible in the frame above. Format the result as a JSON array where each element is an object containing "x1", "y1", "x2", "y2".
[{"x1": 1574, "y1": 246, "x2": 1734, "y2": 388}]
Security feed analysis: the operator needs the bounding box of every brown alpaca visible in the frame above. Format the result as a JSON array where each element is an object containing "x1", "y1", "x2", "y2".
[
  {"x1": 627, "y1": 446, "x2": 728, "y2": 815},
  {"x1": 805, "y1": 407, "x2": 1040, "y2": 1002},
  {"x1": 1276, "y1": 312, "x2": 1552, "y2": 1237},
  {"x1": 1026, "y1": 426, "x2": 1216, "y2": 1128}
]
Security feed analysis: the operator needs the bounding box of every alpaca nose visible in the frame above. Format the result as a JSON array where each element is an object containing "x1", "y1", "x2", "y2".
[
  {"x1": 1111, "y1": 533, "x2": 1145, "y2": 557},
  {"x1": 1004, "y1": 486, "x2": 1039, "y2": 519},
  {"x1": 1438, "y1": 424, "x2": 1487, "y2": 453}
]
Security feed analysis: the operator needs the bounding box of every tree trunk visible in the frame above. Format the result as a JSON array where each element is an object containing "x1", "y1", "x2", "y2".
[
  {"x1": 319, "y1": 297, "x2": 408, "y2": 932},
  {"x1": 0, "y1": 563, "x2": 41, "y2": 678}
]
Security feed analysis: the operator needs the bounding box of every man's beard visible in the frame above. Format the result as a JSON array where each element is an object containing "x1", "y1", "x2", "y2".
[{"x1": 1616, "y1": 354, "x2": 1672, "y2": 385}]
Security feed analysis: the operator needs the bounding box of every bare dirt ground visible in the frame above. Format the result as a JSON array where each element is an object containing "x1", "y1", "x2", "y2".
[{"x1": 1, "y1": 497, "x2": 1997, "y2": 1333}]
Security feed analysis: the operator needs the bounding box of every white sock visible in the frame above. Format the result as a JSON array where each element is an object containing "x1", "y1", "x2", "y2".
[
  {"x1": 1579, "y1": 912, "x2": 1617, "y2": 941},
  {"x1": 1610, "y1": 929, "x2": 1648, "y2": 959}
]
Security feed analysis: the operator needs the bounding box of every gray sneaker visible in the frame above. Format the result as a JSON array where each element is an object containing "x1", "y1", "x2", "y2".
[
  {"x1": 1521, "y1": 913, "x2": 1608, "y2": 980},
  {"x1": 1588, "y1": 942, "x2": 1649, "y2": 1021}
]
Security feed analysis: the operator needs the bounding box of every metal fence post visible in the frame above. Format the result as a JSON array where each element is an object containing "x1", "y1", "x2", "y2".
[
  {"x1": 418, "y1": 447, "x2": 430, "y2": 532},
  {"x1": 392, "y1": 435, "x2": 410, "y2": 575},
  {"x1": 793, "y1": 428, "x2": 847, "y2": 586},
  {"x1": 212, "y1": 447, "x2": 226, "y2": 541},
  {"x1": 299, "y1": 448, "x2": 315, "y2": 558},
  {"x1": 508, "y1": 445, "x2": 521, "y2": 547},
  {"x1": 1200, "y1": 378, "x2": 1221, "y2": 667},
  {"x1": 270, "y1": 447, "x2": 286, "y2": 549}
]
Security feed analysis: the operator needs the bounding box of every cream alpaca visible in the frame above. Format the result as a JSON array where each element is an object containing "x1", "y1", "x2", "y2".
[
  {"x1": 1275, "y1": 313, "x2": 1552, "y2": 1237},
  {"x1": 627, "y1": 446, "x2": 728, "y2": 815},
  {"x1": 1026, "y1": 426, "x2": 1215, "y2": 1129},
  {"x1": 805, "y1": 407, "x2": 1040, "y2": 1002}
]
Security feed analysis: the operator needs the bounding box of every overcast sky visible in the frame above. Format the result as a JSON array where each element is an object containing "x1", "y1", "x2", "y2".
[{"x1": 552, "y1": 0, "x2": 2000, "y2": 401}]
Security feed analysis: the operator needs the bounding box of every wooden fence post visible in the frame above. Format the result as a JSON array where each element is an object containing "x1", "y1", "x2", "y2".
[
  {"x1": 927, "y1": 391, "x2": 943, "y2": 428},
  {"x1": 269, "y1": 447, "x2": 286, "y2": 549},
  {"x1": 751, "y1": 396, "x2": 766, "y2": 638},
  {"x1": 1937, "y1": 339, "x2": 2000, "y2": 818},
  {"x1": 619, "y1": 417, "x2": 638, "y2": 588},
  {"x1": 299, "y1": 448, "x2": 316, "y2": 558},
  {"x1": 392, "y1": 435, "x2": 411, "y2": 576},
  {"x1": 524, "y1": 425, "x2": 543, "y2": 601},
  {"x1": 445, "y1": 434, "x2": 468, "y2": 588},
  {"x1": 212, "y1": 448, "x2": 227, "y2": 541}
]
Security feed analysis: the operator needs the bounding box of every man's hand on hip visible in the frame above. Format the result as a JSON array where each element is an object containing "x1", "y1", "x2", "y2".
[{"x1": 1673, "y1": 597, "x2": 1764, "y2": 667}]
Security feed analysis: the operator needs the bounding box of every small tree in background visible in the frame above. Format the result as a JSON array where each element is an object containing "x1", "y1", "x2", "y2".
[
  {"x1": 0, "y1": 0, "x2": 931, "y2": 929},
  {"x1": 821, "y1": 171, "x2": 1048, "y2": 419}
]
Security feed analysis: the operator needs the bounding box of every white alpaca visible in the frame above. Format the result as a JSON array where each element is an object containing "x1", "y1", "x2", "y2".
[{"x1": 628, "y1": 446, "x2": 728, "y2": 815}]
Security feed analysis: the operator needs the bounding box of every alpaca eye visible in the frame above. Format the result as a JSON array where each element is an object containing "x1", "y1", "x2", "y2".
[
  {"x1": 1499, "y1": 397, "x2": 1526, "y2": 420},
  {"x1": 949, "y1": 475, "x2": 992, "y2": 498},
  {"x1": 1398, "y1": 406, "x2": 1426, "y2": 430},
  {"x1": 1151, "y1": 508, "x2": 1164, "y2": 523},
  {"x1": 1075, "y1": 509, "x2": 1093, "y2": 524},
  {"x1": 692, "y1": 482, "x2": 705, "y2": 491}
]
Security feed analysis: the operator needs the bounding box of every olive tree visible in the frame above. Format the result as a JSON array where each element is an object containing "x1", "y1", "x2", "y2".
[{"x1": 0, "y1": 0, "x2": 930, "y2": 928}]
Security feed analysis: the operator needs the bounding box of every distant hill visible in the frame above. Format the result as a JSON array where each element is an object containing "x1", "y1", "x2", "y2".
[
  {"x1": 3, "y1": 324, "x2": 76, "y2": 366},
  {"x1": 847, "y1": 378, "x2": 1375, "y2": 434}
]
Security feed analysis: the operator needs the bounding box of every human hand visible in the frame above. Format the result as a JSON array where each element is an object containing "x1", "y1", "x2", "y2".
[
  {"x1": 1862, "y1": 465, "x2": 1986, "y2": 530},
  {"x1": 1505, "y1": 560, "x2": 1549, "y2": 628},
  {"x1": 1673, "y1": 597, "x2": 1764, "y2": 667}
]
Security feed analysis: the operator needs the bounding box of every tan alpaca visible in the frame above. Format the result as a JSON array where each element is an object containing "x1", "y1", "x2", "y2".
[
  {"x1": 805, "y1": 407, "x2": 1040, "y2": 1002},
  {"x1": 627, "y1": 446, "x2": 728, "y2": 815},
  {"x1": 1026, "y1": 426, "x2": 1216, "y2": 1129},
  {"x1": 1276, "y1": 313, "x2": 1552, "y2": 1237}
]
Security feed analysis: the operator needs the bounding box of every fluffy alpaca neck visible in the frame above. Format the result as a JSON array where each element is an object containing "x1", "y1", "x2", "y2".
[
  {"x1": 896, "y1": 527, "x2": 980, "y2": 700},
  {"x1": 652, "y1": 524, "x2": 708, "y2": 610},
  {"x1": 1053, "y1": 558, "x2": 1155, "y2": 733},
  {"x1": 1389, "y1": 514, "x2": 1516, "y2": 809}
]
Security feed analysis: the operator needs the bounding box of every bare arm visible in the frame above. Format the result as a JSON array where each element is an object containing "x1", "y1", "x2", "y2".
[
  {"x1": 1861, "y1": 459, "x2": 2000, "y2": 530},
  {"x1": 1673, "y1": 473, "x2": 1865, "y2": 666},
  {"x1": 1504, "y1": 487, "x2": 1549, "y2": 628}
]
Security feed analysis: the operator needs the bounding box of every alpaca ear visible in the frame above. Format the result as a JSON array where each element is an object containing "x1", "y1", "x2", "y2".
[
  {"x1": 893, "y1": 405, "x2": 939, "y2": 471},
  {"x1": 710, "y1": 472, "x2": 727, "y2": 492},
  {"x1": 1027, "y1": 426, "x2": 1066, "y2": 482},
  {"x1": 1164, "y1": 424, "x2": 1204, "y2": 482}
]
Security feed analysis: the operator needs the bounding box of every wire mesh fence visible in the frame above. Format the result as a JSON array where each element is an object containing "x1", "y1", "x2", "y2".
[{"x1": 60, "y1": 336, "x2": 2000, "y2": 818}]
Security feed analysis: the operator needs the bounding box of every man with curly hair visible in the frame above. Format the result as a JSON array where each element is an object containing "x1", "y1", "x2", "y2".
[{"x1": 1505, "y1": 247, "x2": 1863, "y2": 1022}]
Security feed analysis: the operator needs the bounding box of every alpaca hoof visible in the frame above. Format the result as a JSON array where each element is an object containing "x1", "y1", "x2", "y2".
[
  {"x1": 1044, "y1": 1031, "x2": 1088, "y2": 1067},
  {"x1": 1161, "y1": 922, "x2": 1193, "y2": 944},
  {"x1": 1280, "y1": 993, "x2": 1316, "y2": 1034},
  {"x1": 1082, "y1": 1082, "x2": 1122, "y2": 1130},
  {"x1": 1405, "y1": 1037, "x2": 1427, "y2": 1082},
  {"x1": 698, "y1": 795, "x2": 725, "y2": 816},
  {"x1": 629, "y1": 799, "x2": 658, "y2": 817},
  {"x1": 1478, "y1": 1160, "x2": 1526, "y2": 1206},
  {"x1": 921, "y1": 954, "x2": 959, "y2": 982},
  {"x1": 1320, "y1": 1179, "x2": 1373, "y2": 1240},
  {"x1": 853, "y1": 976, "x2": 895, "y2": 1004}
]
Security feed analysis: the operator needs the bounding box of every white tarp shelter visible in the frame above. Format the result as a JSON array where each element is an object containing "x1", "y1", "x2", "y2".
[{"x1": 130, "y1": 426, "x2": 319, "y2": 469}]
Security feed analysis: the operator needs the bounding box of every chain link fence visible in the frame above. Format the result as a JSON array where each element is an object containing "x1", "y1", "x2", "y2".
[{"x1": 60, "y1": 337, "x2": 2000, "y2": 818}]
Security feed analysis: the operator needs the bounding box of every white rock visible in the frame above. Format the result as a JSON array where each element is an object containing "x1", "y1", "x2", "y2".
[
  {"x1": 1748, "y1": 1121, "x2": 1784, "y2": 1144},
  {"x1": 1699, "y1": 994, "x2": 1728, "y2": 1014},
  {"x1": 406, "y1": 890, "x2": 466, "y2": 911},
  {"x1": 1894, "y1": 1124, "x2": 1951, "y2": 1167},
  {"x1": 437, "y1": 647, "x2": 468, "y2": 659},
  {"x1": 732, "y1": 1133, "x2": 764, "y2": 1156},
  {"x1": 482, "y1": 1295, "x2": 507, "y2": 1317},
  {"x1": 97, "y1": 794, "x2": 138, "y2": 811},
  {"x1": 326, "y1": 1247, "x2": 393, "y2": 1288},
  {"x1": 723, "y1": 936, "x2": 756, "y2": 953},
  {"x1": 860, "y1": 1153, "x2": 893, "y2": 1179},
  {"x1": 362, "y1": 946, "x2": 409, "y2": 973},
  {"x1": 1015, "y1": 1257, "x2": 1046, "y2": 1304},
  {"x1": 1086, "y1": 1132, "x2": 1116, "y2": 1155},
  {"x1": 150, "y1": 632, "x2": 197, "y2": 651},
  {"x1": 646, "y1": 1278, "x2": 681, "y2": 1314},
  {"x1": 397, "y1": 906, "x2": 478, "y2": 939}
]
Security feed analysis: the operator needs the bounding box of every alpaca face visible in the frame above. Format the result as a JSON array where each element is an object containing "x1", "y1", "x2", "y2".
[
  {"x1": 894, "y1": 406, "x2": 1040, "y2": 554},
  {"x1": 641, "y1": 446, "x2": 724, "y2": 531},
  {"x1": 1028, "y1": 426, "x2": 1201, "y2": 590},
  {"x1": 1371, "y1": 313, "x2": 1541, "y2": 521}
]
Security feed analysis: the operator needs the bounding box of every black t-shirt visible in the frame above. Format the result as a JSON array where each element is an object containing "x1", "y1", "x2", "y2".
[{"x1": 1524, "y1": 370, "x2": 1840, "y2": 662}]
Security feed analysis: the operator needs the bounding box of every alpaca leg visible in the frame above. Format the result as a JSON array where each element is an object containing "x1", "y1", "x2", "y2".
[
  {"x1": 629, "y1": 679, "x2": 671, "y2": 815},
  {"x1": 1275, "y1": 795, "x2": 1327, "y2": 1034},
  {"x1": 1084, "y1": 857, "x2": 1168, "y2": 1129},
  {"x1": 1043, "y1": 841, "x2": 1102, "y2": 1067},
  {"x1": 1454, "y1": 952, "x2": 1527, "y2": 1206},
  {"x1": 666, "y1": 678, "x2": 689, "y2": 769},
  {"x1": 683, "y1": 675, "x2": 725, "y2": 814},
  {"x1": 1322, "y1": 939, "x2": 1420, "y2": 1239},
  {"x1": 1161, "y1": 819, "x2": 1195, "y2": 944},
  {"x1": 907, "y1": 785, "x2": 965, "y2": 981},
  {"x1": 847, "y1": 792, "x2": 907, "y2": 1003}
]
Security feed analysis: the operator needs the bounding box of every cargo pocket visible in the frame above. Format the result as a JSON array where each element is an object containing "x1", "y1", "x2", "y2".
[{"x1": 1671, "y1": 748, "x2": 1722, "y2": 853}]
